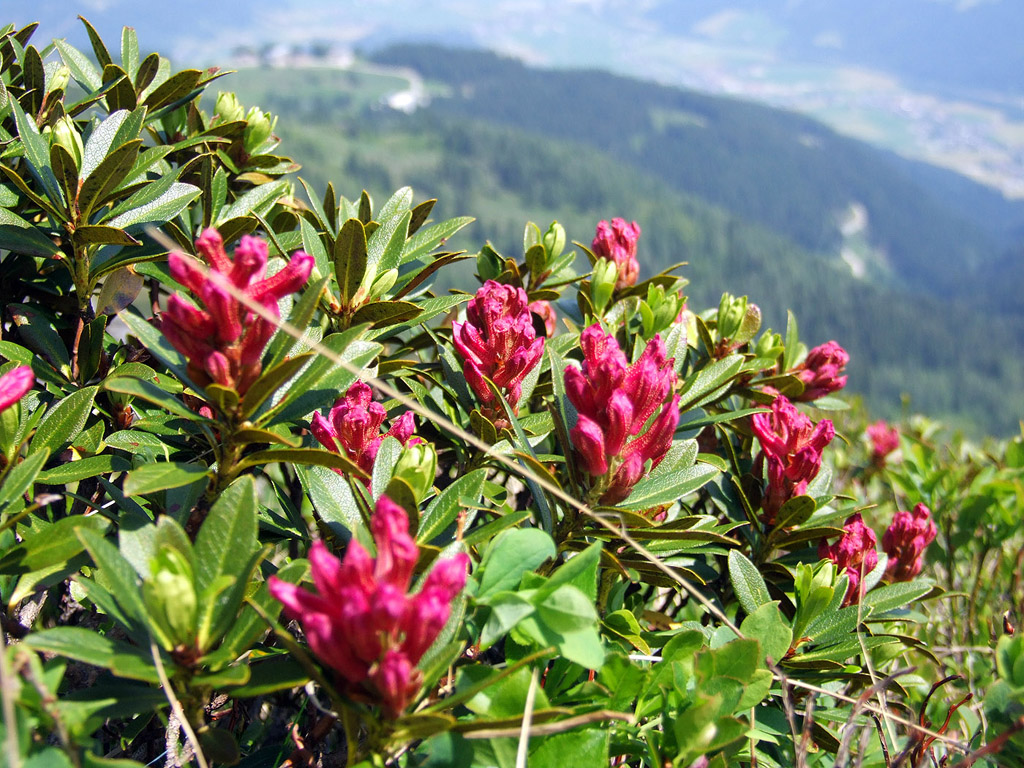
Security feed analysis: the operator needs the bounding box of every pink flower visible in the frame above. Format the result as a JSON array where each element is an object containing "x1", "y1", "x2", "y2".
[
  {"x1": 565, "y1": 324, "x2": 679, "y2": 505},
  {"x1": 161, "y1": 228, "x2": 314, "y2": 396},
  {"x1": 529, "y1": 299, "x2": 557, "y2": 336},
  {"x1": 311, "y1": 381, "x2": 416, "y2": 481},
  {"x1": 269, "y1": 496, "x2": 469, "y2": 717},
  {"x1": 591, "y1": 218, "x2": 641, "y2": 290},
  {"x1": 867, "y1": 421, "x2": 900, "y2": 465},
  {"x1": 453, "y1": 281, "x2": 545, "y2": 415},
  {"x1": 751, "y1": 395, "x2": 834, "y2": 523},
  {"x1": 819, "y1": 513, "x2": 878, "y2": 606},
  {"x1": 883, "y1": 503, "x2": 936, "y2": 582},
  {"x1": 0, "y1": 366, "x2": 33, "y2": 413},
  {"x1": 795, "y1": 341, "x2": 848, "y2": 402}
]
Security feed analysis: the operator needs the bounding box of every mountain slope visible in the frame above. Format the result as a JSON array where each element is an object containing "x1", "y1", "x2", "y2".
[
  {"x1": 225, "y1": 66, "x2": 1024, "y2": 433},
  {"x1": 370, "y1": 44, "x2": 1002, "y2": 299}
]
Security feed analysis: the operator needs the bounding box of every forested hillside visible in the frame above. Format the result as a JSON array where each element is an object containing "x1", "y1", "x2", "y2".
[
  {"x1": 226, "y1": 64, "x2": 1024, "y2": 433},
  {"x1": 370, "y1": 45, "x2": 1014, "y2": 299}
]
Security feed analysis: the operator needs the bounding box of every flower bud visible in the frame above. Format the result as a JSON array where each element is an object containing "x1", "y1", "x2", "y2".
[
  {"x1": 717, "y1": 293, "x2": 748, "y2": 341},
  {"x1": 368, "y1": 268, "x2": 398, "y2": 300},
  {"x1": 143, "y1": 548, "x2": 197, "y2": 649},
  {"x1": 51, "y1": 116, "x2": 84, "y2": 171},
  {"x1": 754, "y1": 330, "x2": 785, "y2": 361},
  {"x1": 215, "y1": 92, "x2": 245, "y2": 123},
  {"x1": 590, "y1": 258, "x2": 618, "y2": 313},
  {"x1": 543, "y1": 221, "x2": 566, "y2": 261},
  {"x1": 48, "y1": 65, "x2": 71, "y2": 94},
  {"x1": 393, "y1": 440, "x2": 437, "y2": 502},
  {"x1": 243, "y1": 106, "x2": 275, "y2": 152}
]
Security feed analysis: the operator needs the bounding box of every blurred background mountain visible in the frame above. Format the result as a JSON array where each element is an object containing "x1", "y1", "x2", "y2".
[{"x1": 12, "y1": 1, "x2": 1024, "y2": 433}]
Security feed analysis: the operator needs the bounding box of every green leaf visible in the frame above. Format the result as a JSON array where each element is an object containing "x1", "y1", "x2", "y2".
[
  {"x1": 105, "y1": 180, "x2": 200, "y2": 229},
  {"x1": 230, "y1": 655, "x2": 308, "y2": 697},
  {"x1": 259, "y1": 331, "x2": 381, "y2": 426},
  {"x1": 402, "y1": 216, "x2": 474, "y2": 263},
  {"x1": 123, "y1": 462, "x2": 210, "y2": 496},
  {"x1": 118, "y1": 310, "x2": 193, "y2": 385},
  {"x1": 143, "y1": 68, "x2": 202, "y2": 111},
  {"x1": 618, "y1": 461, "x2": 720, "y2": 511},
  {"x1": 0, "y1": 448, "x2": 48, "y2": 511},
  {"x1": 9, "y1": 302, "x2": 70, "y2": 375},
  {"x1": 30, "y1": 386, "x2": 98, "y2": 456},
  {"x1": 334, "y1": 217, "x2": 368, "y2": 304},
  {"x1": 235, "y1": 447, "x2": 366, "y2": 477},
  {"x1": 239, "y1": 352, "x2": 315, "y2": 419},
  {"x1": 536, "y1": 584, "x2": 597, "y2": 634},
  {"x1": 102, "y1": 375, "x2": 203, "y2": 421},
  {"x1": 419, "y1": 468, "x2": 487, "y2": 544},
  {"x1": 0, "y1": 206, "x2": 62, "y2": 256},
  {"x1": 477, "y1": 528, "x2": 555, "y2": 602},
  {"x1": 350, "y1": 300, "x2": 422, "y2": 328},
  {"x1": 862, "y1": 581, "x2": 933, "y2": 614},
  {"x1": 216, "y1": 178, "x2": 288, "y2": 224},
  {"x1": 480, "y1": 591, "x2": 535, "y2": 650},
  {"x1": 78, "y1": 528, "x2": 151, "y2": 634},
  {"x1": 9, "y1": 98, "x2": 62, "y2": 205},
  {"x1": 0, "y1": 514, "x2": 108, "y2": 576},
  {"x1": 55, "y1": 38, "x2": 102, "y2": 91},
  {"x1": 679, "y1": 354, "x2": 744, "y2": 411},
  {"x1": 78, "y1": 139, "x2": 142, "y2": 219},
  {"x1": 194, "y1": 476, "x2": 260, "y2": 650},
  {"x1": 36, "y1": 454, "x2": 130, "y2": 484},
  {"x1": 728, "y1": 551, "x2": 772, "y2": 615},
  {"x1": 740, "y1": 602, "x2": 793, "y2": 664},
  {"x1": 23, "y1": 626, "x2": 159, "y2": 683},
  {"x1": 368, "y1": 209, "x2": 411, "y2": 276}
]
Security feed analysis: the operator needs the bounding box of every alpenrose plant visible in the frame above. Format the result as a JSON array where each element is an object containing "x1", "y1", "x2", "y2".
[{"x1": 0, "y1": 17, "x2": 1022, "y2": 768}]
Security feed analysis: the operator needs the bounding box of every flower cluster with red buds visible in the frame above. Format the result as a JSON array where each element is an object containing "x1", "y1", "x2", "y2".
[
  {"x1": 883, "y1": 503, "x2": 936, "y2": 582},
  {"x1": 867, "y1": 420, "x2": 900, "y2": 466},
  {"x1": 269, "y1": 496, "x2": 469, "y2": 717},
  {"x1": 0, "y1": 366, "x2": 34, "y2": 414},
  {"x1": 794, "y1": 341, "x2": 849, "y2": 402},
  {"x1": 751, "y1": 395, "x2": 835, "y2": 523},
  {"x1": 311, "y1": 381, "x2": 416, "y2": 482},
  {"x1": 592, "y1": 218, "x2": 641, "y2": 290},
  {"x1": 565, "y1": 324, "x2": 679, "y2": 505},
  {"x1": 453, "y1": 280, "x2": 545, "y2": 418},
  {"x1": 819, "y1": 513, "x2": 879, "y2": 606},
  {"x1": 161, "y1": 228, "x2": 314, "y2": 397}
]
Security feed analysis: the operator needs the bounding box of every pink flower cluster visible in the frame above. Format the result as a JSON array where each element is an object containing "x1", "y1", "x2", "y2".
[
  {"x1": 591, "y1": 219, "x2": 641, "y2": 290},
  {"x1": 795, "y1": 341, "x2": 849, "y2": 402},
  {"x1": 867, "y1": 420, "x2": 900, "y2": 465},
  {"x1": 162, "y1": 228, "x2": 314, "y2": 396},
  {"x1": 818, "y1": 513, "x2": 878, "y2": 606},
  {"x1": 565, "y1": 325, "x2": 679, "y2": 505},
  {"x1": 883, "y1": 503, "x2": 937, "y2": 582},
  {"x1": 751, "y1": 395, "x2": 835, "y2": 523},
  {"x1": 453, "y1": 281, "x2": 545, "y2": 416},
  {"x1": 819, "y1": 504, "x2": 937, "y2": 604},
  {"x1": 269, "y1": 496, "x2": 469, "y2": 717},
  {"x1": 311, "y1": 381, "x2": 416, "y2": 482},
  {"x1": 0, "y1": 366, "x2": 33, "y2": 414}
]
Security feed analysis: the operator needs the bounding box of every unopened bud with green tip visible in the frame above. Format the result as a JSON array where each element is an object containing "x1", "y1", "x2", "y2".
[
  {"x1": 754, "y1": 329, "x2": 785, "y2": 361},
  {"x1": 590, "y1": 258, "x2": 618, "y2": 314},
  {"x1": 543, "y1": 221, "x2": 566, "y2": 261},
  {"x1": 48, "y1": 65, "x2": 71, "y2": 94},
  {"x1": 214, "y1": 91, "x2": 245, "y2": 123},
  {"x1": 50, "y1": 116, "x2": 84, "y2": 171},
  {"x1": 392, "y1": 440, "x2": 437, "y2": 502},
  {"x1": 640, "y1": 284, "x2": 686, "y2": 337},
  {"x1": 243, "y1": 106, "x2": 275, "y2": 153},
  {"x1": 717, "y1": 293, "x2": 748, "y2": 340},
  {"x1": 143, "y1": 548, "x2": 197, "y2": 650},
  {"x1": 368, "y1": 268, "x2": 398, "y2": 300}
]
